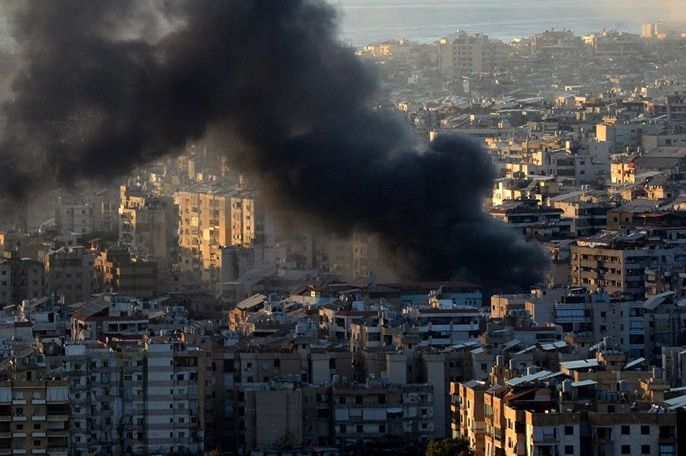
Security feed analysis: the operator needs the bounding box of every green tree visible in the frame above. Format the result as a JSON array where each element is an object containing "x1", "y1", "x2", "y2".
[{"x1": 425, "y1": 437, "x2": 474, "y2": 456}]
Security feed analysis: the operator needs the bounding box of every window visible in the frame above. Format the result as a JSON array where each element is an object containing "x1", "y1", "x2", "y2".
[
  {"x1": 641, "y1": 445, "x2": 650, "y2": 454},
  {"x1": 621, "y1": 425, "x2": 630, "y2": 435},
  {"x1": 356, "y1": 425, "x2": 363, "y2": 433},
  {"x1": 565, "y1": 426, "x2": 574, "y2": 435},
  {"x1": 621, "y1": 445, "x2": 630, "y2": 455},
  {"x1": 641, "y1": 425, "x2": 649, "y2": 435},
  {"x1": 565, "y1": 445, "x2": 574, "y2": 455}
]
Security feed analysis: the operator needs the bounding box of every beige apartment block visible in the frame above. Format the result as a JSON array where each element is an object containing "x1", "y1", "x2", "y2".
[{"x1": 175, "y1": 186, "x2": 260, "y2": 285}]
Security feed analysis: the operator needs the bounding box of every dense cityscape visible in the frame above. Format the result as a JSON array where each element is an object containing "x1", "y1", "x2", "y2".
[{"x1": 2, "y1": 2, "x2": 686, "y2": 456}]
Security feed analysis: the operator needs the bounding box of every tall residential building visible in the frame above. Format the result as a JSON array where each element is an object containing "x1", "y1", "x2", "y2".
[
  {"x1": 59, "y1": 334, "x2": 206, "y2": 455},
  {"x1": 0, "y1": 253, "x2": 45, "y2": 307},
  {"x1": 437, "y1": 31, "x2": 496, "y2": 77},
  {"x1": 115, "y1": 342, "x2": 147, "y2": 454},
  {"x1": 144, "y1": 335, "x2": 205, "y2": 454},
  {"x1": 175, "y1": 186, "x2": 264, "y2": 286},
  {"x1": 92, "y1": 249, "x2": 157, "y2": 298},
  {"x1": 55, "y1": 197, "x2": 94, "y2": 236},
  {"x1": 64, "y1": 342, "x2": 120, "y2": 456},
  {"x1": 0, "y1": 350, "x2": 69, "y2": 456},
  {"x1": 44, "y1": 246, "x2": 94, "y2": 305},
  {"x1": 119, "y1": 185, "x2": 178, "y2": 279}
]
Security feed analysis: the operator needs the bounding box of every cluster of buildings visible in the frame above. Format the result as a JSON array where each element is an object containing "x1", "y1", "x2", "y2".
[{"x1": 3, "y1": 21, "x2": 686, "y2": 456}]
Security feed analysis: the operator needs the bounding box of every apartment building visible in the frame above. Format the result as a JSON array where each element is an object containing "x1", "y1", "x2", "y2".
[
  {"x1": 55, "y1": 197, "x2": 94, "y2": 236},
  {"x1": 144, "y1": 335, "x2": 205, "y2": 455},
  {"x1": 114, "y1": 341, "x2": 147, "y2": 455},
  {"x1": 71, "y1": 295, "x2": 151, "y2": 341},
  {"x1": 0, "y1": 254, "x2": 45, "y2": 308},
  {"x1": 175, "y1": 186, "x2": 262, "y2": 286},
  {"x1": 92, "y1": 249, "x2": 157, "y2": 298},
  {"x1": 490, "y1": 200, "x2": 570, "y2": 240},
  {"x1": 450, "y1": 380, "x2": 487, "y2": 454},
  {"x1": 0, "y1": 350, "x2": 69, "y2": 456},
  {"x1": 331, "y1": 382, "x2": 435, "y2": 448},
  {"x1": 571, "y1": 232, "x2": 686, "y2": 298},
  {"x1": 44, "y1": 247, "x2": 93, "y2": 305},
  {"x1": 64, "y1": 342, "x2": 120, "y2": 456},
  {"x1": 550, "y1": 196, "x2": 611, "y2": 237},
  {"x1": 118, "y1": 185, "x2": 178, "y2": 276},
  {"x1": 437, "y1": 31, "x2": 497, "y2": 77},
  {"x1": 238, "y1": 382, "x2": 306, "y2": 450},
  {"x1": 404, "y1": 306, "x2": 483, "y2": 347},
  {"x1": 451, "y1": 371, "x2": 678, "y2": 456}
]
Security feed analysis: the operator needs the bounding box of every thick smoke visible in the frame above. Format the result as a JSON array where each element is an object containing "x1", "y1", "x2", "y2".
[{"x1": 1, "y1": 0, "x2": 548, "y2": 289}]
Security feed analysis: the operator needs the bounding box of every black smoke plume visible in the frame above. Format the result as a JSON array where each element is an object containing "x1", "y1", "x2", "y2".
[{"x1": 1, "y1": 0, "x2": 548, "y2": 289}]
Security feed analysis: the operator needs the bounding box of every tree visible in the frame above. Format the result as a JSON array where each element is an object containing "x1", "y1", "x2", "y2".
[
  {"x1": 425, "y1": 437, "x2": 474, "y2": 456},
  {"x1": 272, "y1": 431, "x2": 299, "y2": 450}
]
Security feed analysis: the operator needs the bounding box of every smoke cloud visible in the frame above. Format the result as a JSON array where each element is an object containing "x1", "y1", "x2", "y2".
[{"x1": 1, "y1": 0, "x2": 547, "y2": 290}]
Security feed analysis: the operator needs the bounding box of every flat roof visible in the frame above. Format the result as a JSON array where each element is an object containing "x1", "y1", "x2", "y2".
[
  {"x1": 571, "y1": 379, "x2": 597, "y2": 387},
  {"x1": 560, "y1": 358, "x2": 599, "y2": 370},
  {"x1": 507, "y1": 370, "x2": 553, "y2": 386}
]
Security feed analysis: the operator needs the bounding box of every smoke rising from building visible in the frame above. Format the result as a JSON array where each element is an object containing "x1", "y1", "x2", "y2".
[{"x1": 0, "y1": 0, "x2": 548, "y2": 289}]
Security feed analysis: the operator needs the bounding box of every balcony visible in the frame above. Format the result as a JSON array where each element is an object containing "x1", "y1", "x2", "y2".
[{"x1": 533, "y1": 434, "x2": 557, "y2": 444}]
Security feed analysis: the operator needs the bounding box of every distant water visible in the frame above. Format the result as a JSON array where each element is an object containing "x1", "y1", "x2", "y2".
[
  {"x1": 0, "y1": 1, "x2": 680, "y2": 52},
  {"x1": 331, "y1": 0, "x2": 683, "y2": 46}
]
